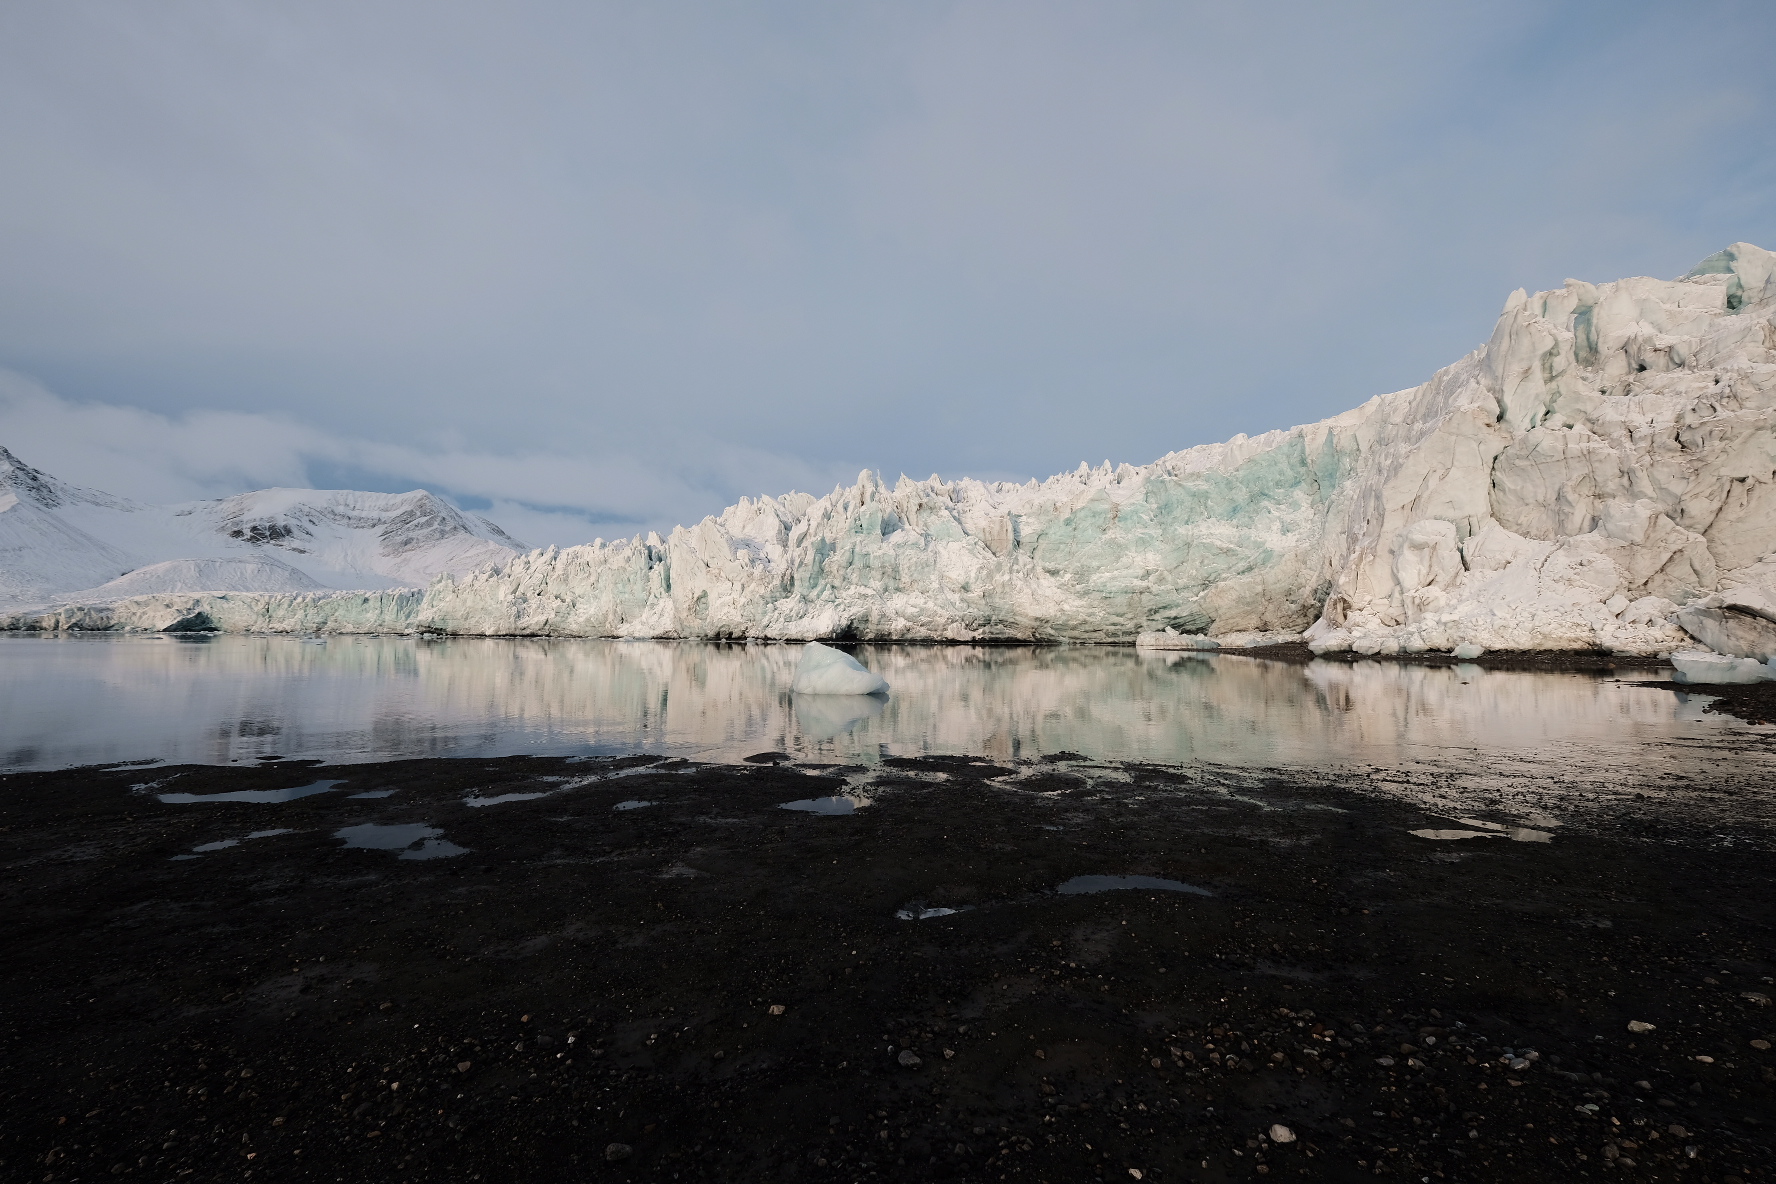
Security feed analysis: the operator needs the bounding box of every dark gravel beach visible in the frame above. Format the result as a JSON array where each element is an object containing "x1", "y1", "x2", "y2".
[{"x1": 2, "y1": 748, "x2": 1773, "y2": 1184}]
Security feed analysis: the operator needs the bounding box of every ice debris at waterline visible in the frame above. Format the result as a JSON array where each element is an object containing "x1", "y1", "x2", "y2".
[
  {"x1": 790, "y1": 641, "x2": 889, "y2": 695},
  {"x1": 8, "y1": 243, "x2": 1776, "y2": 659},
  {"x1": 1670, "y1": 649, "x2": 1776, "y2": 684}
]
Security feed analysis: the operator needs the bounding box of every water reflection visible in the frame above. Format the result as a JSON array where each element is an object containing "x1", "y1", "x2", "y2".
[
  {"x1": 0, "y1": 636, "x2": 1761, "y2": 791},
  {"x1": 334, "y1": 822, "x2": 469, "y2": 860},
  {"x1": 158, "y1": 780, "x2": 345, "y2": 804},
  {"x1": 778, "y1": 797, "x2": 859, "y2": 816}
]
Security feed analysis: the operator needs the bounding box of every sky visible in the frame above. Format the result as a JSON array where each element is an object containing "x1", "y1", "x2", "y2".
[{"x1": 1, "y1": 1, "x2": 1773, "y2": 546}]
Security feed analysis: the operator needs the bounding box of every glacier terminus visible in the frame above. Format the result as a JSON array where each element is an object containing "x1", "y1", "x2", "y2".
[{"x1": 5, "y1": 243, "x2": 1776, "y2": 667}]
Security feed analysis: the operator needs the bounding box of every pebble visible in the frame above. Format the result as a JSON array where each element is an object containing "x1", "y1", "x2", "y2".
[
  {"x1": 1742, "y1": 992, "x2": 1771, "y2": 1007},
  {"x1": 1269, "y1": 1124, "x2": 1296, "y2": 1144},
  {"x1": 456, "y1": 1061, "x2": 471, "y2": 1073},
  {"x1": 897, "y1": 1050, "x2": 922, "y2": 1068},
  {"x1": 605, "y1": 1142, "x2": 633, "y2": 1161},
  {"x1": 1750, "y1": 1039, "x2": 1770, "y2": 1051},
  {"x1": 1627, "y1": 1020, "x2": 1656, "y2": 1033},
  {"x1": 1375, "y1": 1056, "x2": 1396, "y2": 1067}
]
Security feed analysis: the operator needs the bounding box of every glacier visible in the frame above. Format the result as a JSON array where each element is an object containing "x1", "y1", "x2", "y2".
[{"x1": 6, "y1": 242, "x2": 1776, "y2": 657}]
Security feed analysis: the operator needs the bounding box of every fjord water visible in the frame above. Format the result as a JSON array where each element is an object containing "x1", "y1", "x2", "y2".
[{"x1": 0, "y1": 635, "x2": 1761, "y2": 784}]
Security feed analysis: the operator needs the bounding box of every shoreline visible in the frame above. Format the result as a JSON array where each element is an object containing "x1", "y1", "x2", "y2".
[{"x1": 3, "y1": 752, "x2": 1771, "y2": 1182}]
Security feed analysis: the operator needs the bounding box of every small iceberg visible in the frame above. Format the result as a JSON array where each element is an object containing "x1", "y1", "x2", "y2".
[
  {"x1": 791, "y1": 641, "x2": 889, "y2": 695},
  {"x1": 1134, "y1": 628, "x2": 1219, "y2": 651},
  {"x1": 1670, "y1": 649, "x2": 1776, "y2": 685}
]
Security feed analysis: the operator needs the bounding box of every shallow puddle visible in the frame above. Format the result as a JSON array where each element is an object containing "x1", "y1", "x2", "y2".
[
  {"x1": 465, "y1": 791, "x2": 553, "y2": 807},
  {"x1": 349, "y1": 790, "x2": 396, "y2": 799},
  {"x1": 895, "y1": 906, "x2": 961, "y2": 920},
  {"x1": 1055, "y1": 874, "x2": 1212, "y2": 897},
  {"x1": 778, "y1": 797, "x2": 858, "y2": 815},
  {"x1": 1412, "y1": 821, "x2": 1554, "y2": 843},
  {"x1": 158, "y1": 780, "x2": 345, "y2": 804},
  {"x1": 179, "y1": 828, "x2": 294, "y2": 857},
  {"x1": 334, "y1": 822, "x2": 469, "y2": 859},
  {"x1": 613, "y1": 800, "x2": 657, "y2": 811}
]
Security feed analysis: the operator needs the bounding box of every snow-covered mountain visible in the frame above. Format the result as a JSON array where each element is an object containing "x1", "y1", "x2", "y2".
[
  {"x1": 8, "y1": 242, "x2": 1776, "y2": 659},
  {"x1": 0, "y1": 447, "x2": 527, "y2": 606}
]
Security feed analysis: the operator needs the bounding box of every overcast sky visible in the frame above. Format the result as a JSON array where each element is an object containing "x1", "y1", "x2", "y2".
[{"x1": 2, "y1": 1, "x2": 1773, "y2": 545}]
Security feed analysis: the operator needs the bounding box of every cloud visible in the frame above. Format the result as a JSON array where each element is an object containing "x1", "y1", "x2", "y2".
[
  {"x1": 0, "y1": 1, "x2": 1771, "y2": 518},
  {"x1": 0, "y1": 370, "x2": 856, "y2": 546}
]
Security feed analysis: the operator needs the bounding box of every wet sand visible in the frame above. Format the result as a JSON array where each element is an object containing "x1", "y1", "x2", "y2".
[{"x1": 2, "y1": 751, "x2": 1772, "y2": 1183}]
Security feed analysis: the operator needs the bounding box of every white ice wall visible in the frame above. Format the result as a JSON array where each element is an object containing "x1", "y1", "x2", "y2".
[{"x1": 10, "y1": 243, "x2": 1776, "y2": 654}]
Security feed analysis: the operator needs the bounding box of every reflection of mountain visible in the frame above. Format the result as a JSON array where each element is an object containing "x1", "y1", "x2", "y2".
[{"x1": 1, "y1": 641, "x2": 1761, "y2": 814}]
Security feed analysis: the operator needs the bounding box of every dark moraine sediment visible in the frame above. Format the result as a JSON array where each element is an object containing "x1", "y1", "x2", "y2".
[{"x1": 1, "y1": 754, "x2": 1772, "y2": 1183}]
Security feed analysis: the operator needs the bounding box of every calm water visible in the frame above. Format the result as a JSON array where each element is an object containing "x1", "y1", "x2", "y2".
[{"x1": 1, "y1": 636, "x2": 1767, "y2": 794}]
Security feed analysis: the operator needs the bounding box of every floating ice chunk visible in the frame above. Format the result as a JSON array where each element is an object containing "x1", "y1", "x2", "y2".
[
  {"x1": 1452, "y1": 643, "x2": 1485, "y2": 660},
  {"x1": 1670, "y1": 649, "x2": 1776, "y2": 684},
  {"x1": 791, "y1": 641, "x2": 888, "y2": 695}
]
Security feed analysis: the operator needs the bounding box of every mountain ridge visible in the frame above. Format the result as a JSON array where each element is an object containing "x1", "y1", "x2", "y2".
[{"x1": 0, "y1": 449, "x2": 528, "y2": 606}]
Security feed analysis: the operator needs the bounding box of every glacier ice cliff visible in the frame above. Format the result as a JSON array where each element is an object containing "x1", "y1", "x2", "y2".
[{"x1": 8, "y1": 242, "x2": 1776, "y2": 655}]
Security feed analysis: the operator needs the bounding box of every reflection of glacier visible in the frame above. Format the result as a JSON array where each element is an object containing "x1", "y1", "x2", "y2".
[{"x1": 1, "y1": 639, "x2": 1764, "y2": 803}]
